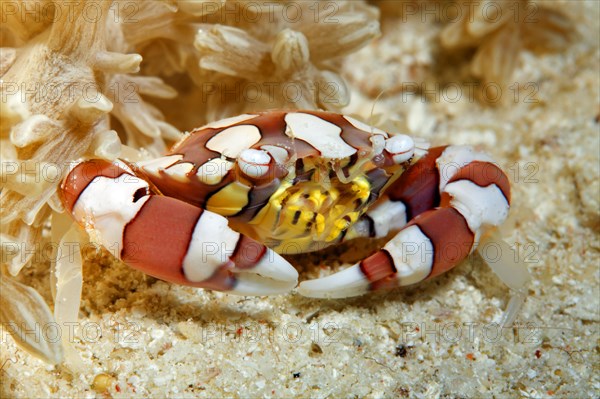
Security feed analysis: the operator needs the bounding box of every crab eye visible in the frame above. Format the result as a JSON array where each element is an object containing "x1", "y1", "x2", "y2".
[
  {"x1": 238, "y1": 148, "x2": 272, "y2": 179},
  {"x1": 385, "y1": 134, "x2": 415, "y2": 164}
]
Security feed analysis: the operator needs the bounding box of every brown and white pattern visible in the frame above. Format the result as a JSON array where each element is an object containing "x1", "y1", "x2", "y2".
[
  {"x1": 60, "y1": 110, "x2": 518, "y2": 300},
  {"x1": 297, "y1": 145, "x2": 512, "y2": 298},
  {"x1": 60, "y1": 159, "x2": 298, "y2": 295}
]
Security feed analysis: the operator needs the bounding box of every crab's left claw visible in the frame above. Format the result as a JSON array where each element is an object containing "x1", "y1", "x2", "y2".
[
  {"x1": 297, "y1": 207, "x2": 470, "y2": 298},
  {"x1": 299, "y1": 145, "x2": 524, "y2": 307},
  {"x1": 60, "y1": 159, "x2": 298, "y2": 296}
]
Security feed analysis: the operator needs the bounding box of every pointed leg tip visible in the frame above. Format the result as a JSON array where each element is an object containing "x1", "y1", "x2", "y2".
[
  {"x1": 296, "y1": 265, "x2": 370, "y2": 299},
  {"x1": 228, "y1": 249, "x2": 298, "y2": 296},
  {"x1": 230, "y1": 274, "x2": 297, "y2": 296},
  {"x1": 255, "y1": 249, "x2": 299, "y2": 282}
]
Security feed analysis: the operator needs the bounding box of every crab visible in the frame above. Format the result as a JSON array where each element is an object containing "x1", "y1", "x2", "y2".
[{"x1": 60, "y1": 110, "x2": 530, "y2": 324}]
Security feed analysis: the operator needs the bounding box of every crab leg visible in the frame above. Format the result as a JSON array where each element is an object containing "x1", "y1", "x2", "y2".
[
  {"x1": 298, "y1": 145, "x2": 514, "y2": 298},
  {"x1": 60, "y1": 159, "x2": 298, "y2": 295}
]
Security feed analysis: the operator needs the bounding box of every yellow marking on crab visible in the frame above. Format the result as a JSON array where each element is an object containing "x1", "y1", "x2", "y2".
[
  {"x1": 249, "y1": 181, "x2": 292, "y2": 229},
  {"x1": 206, "y1": 181, "x2": 251, "y2": 216},
  {"x1": 326, "y1": 212, "x2": 360, "y2": 242},
  {"x1": 352, "y1": 176, "x2": 371, "y2": 202},
  {"x1": 308, "y1": 189, "x2": 327, "y2": 209},
  {"x1": 244, "y1": 166, "x2": 376, "y2": 253},
  {"x1": 315, "y1": 214, "x2": 325, "y2": 235}
]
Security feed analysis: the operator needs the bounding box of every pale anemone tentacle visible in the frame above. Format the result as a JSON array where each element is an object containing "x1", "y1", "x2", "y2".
[{"x1": 50, "y1": 211, "x2": 85, "y2": 372}]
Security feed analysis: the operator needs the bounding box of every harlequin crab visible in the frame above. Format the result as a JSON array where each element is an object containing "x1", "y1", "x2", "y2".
[{"x1": 60, "y1": 110, "x2": 530, "y2": 323}]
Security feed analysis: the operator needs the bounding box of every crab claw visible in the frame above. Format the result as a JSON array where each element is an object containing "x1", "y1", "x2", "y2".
[
  {"x1": 60, "y1": 159, "x2": 298, "y2": 296},
  {"x1": 223, "y1": 243, "x2": 299, "y2": 296},
  {"x1": 173, "y1": 209, "x2": 298, "y2": 296},
  {"x1": 297, "y1": 264, "x2": 371, "y2": 298},
  {"x1": 120, "y1": 202, "x2": 299, "y2": 296}
]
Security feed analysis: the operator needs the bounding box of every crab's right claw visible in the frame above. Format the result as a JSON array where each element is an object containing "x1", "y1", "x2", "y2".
[
  {"x1": 113, "y1": 197, "x2": 299, "y2": 296},
  {"x1": 60, "y1": 159, "x2": 298, "y2": 296}
]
